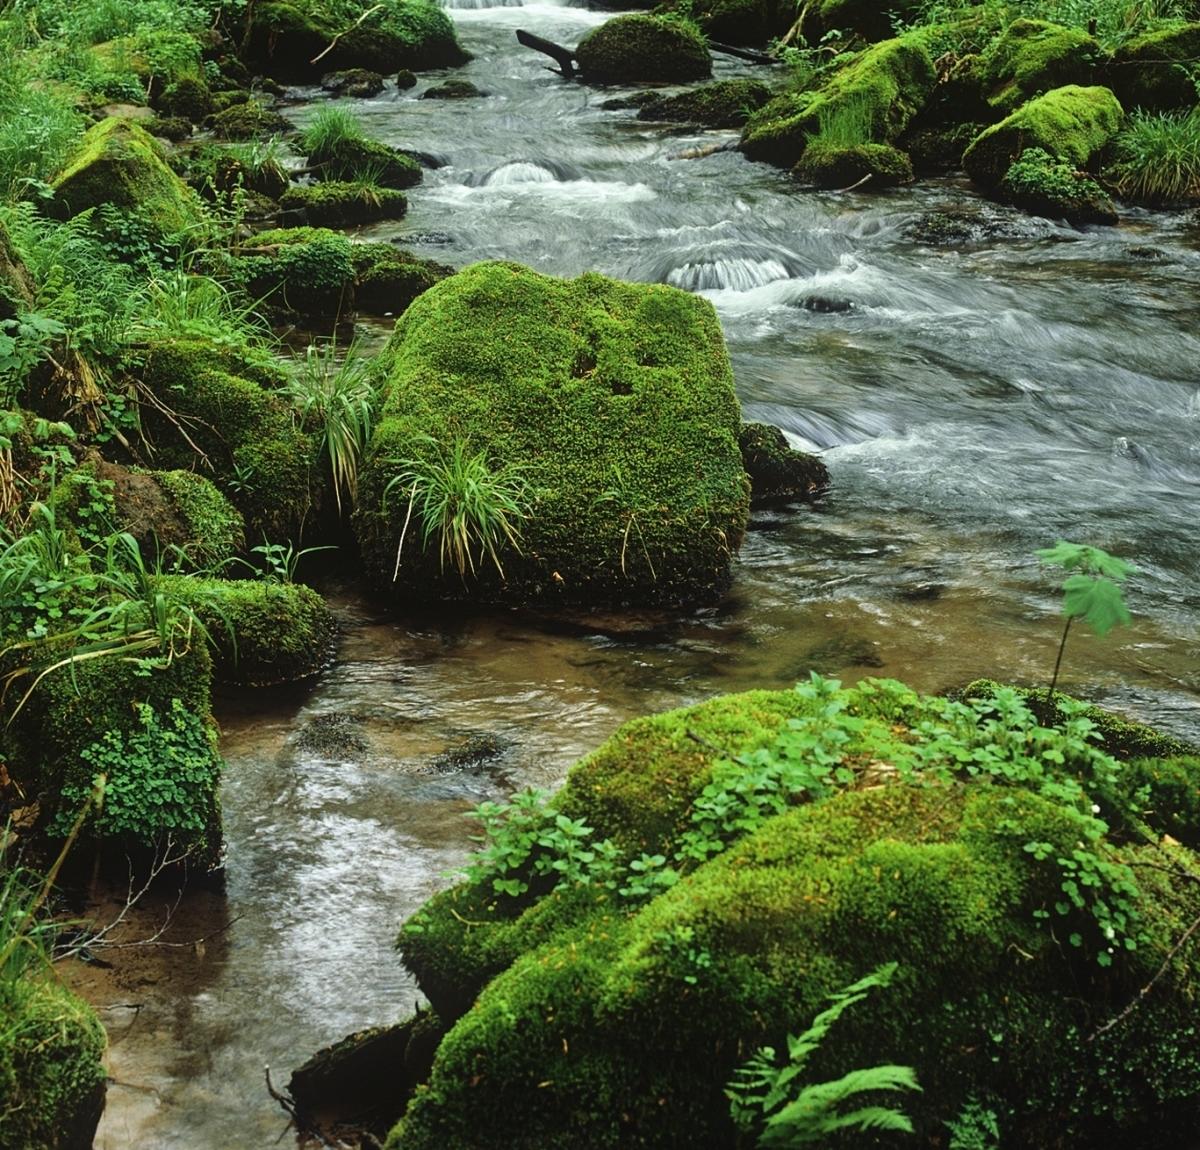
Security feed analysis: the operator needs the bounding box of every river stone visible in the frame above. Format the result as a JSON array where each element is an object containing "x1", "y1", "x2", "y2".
[
  {"x1": 738, "y1": 422, "x2": 829, "y2": 506},
  {"x1": 575, "y1": 14, "x2": 712, "y2": 84},
  {"x1": 353, "y1": 261, "x2": 750, "y2": 608}
]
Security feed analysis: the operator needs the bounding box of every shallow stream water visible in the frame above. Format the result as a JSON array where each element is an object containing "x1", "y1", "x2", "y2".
[{"x1": 76, "y1": 3, "x2": 1200, "y2": 1145}]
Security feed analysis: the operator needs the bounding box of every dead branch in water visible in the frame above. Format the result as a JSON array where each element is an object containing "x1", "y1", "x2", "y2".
[{"x1": 311, "y1": 4, "x2": 384, "y2": 66}]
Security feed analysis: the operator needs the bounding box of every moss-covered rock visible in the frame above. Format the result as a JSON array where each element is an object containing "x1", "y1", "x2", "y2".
[
  {"x1": 738, "y1": 422, "x2": 829, "y2": 505},
  {"x1": 306, "y1": 134, "x2": 422, "y2": 190},
  {"x1": 50, "y1": 117, "x2": 206, "y2": 242},
  {"x1": 234, "y1": 226, "x2": 358, "y2": 318},
  {"x1": 0, "y1": 977, "x2": 107, "y2": 1150},
  {"x1": 209, "y1": 99, "x2": 290, "y2": 141},
  {"x1": 157, "y1": 576, "x2": 336, "y2": 685},
  {"x1": 354, "y1": 261, "x2": 749, "y2": 608},
  {"x1": 0, "y1": 221, "x2": 35, "y2": 322},
  {"x1": 421, "y1": 79, "x2": 487, "y2": 99},
  {"x1": 280, "y1": 181, "x2": 408, "y2": 226},
  {"x1": 978, "y1": 19, "x2": 1100, "y2": 114},
  {"x1": 658, "y1": 0, "x2": 795, "y2": 46},
  {"x1": 794, "y1": 139, "x2": 913, "y2": 186},
  {"x1": 963, "y1": 84, "x2": 1124, "y2": 189},
  {"x1": 633, "y1": 78, "x2": 771, "y2": 127},
  {"x1": 350, "y1": 243, "x2": 452, "y2": 315},
  {"x1": 1106, "y1": 23, "x2": 1200, "y2": 112},
  {"x1": 243, "y1": 0, "x2": 469, "y2": 81},
  {"x1": 741, "y1": 34, "x2": 935, "y2": 168},
  {"x1": 390, "y1": 683, "x2": 1200, "y2": 1148},
  {"x1": 154, "y1": 75, "x2": 215, "y2": 123},
  {"x1": 135, "y1": 340, "x2": 317, "y2": 539},
  {"x1": 321, "y1": 68, "x2": 387, "y2": 98},
  {"x1": 998, "y1": 146, "x2": 1118, "y2": 224},
  {"x1": 576, "y1": 15, "x2": 712, "y2": 84}
]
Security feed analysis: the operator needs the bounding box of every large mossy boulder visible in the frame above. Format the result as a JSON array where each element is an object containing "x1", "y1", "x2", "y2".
[
  {"x1": 794, "y1": 140, "x2": 913, "y2": 186},
  {"x1": 50, "y1": 117, "x2": 205, "y2": 242},
  {"x1": 134, "y1": 340, "x2": 318, "y2": 540},
  {"x1": 978, "y1": 19, "x2": 1101, "y2": 114},
  {"x1": 354, "y1": 261, "x2": 750, "y2": 608},
  {"x1": 741, "y1": 34, "x2": 935, "y2": 169},
  {"x1": 389, "y1": 681, "x2": 1200, "y2": 1148},
  {"x1": 242, "y1": 0, "x2": 468, "y2": 81},
  {"x1": 1106, "y1": 23, "x2": 1200, "y2": 112},
  {"x1": 157, "y1": 576, "x2": 336, "y2": 686},
  {"x1": 963, "y1": 84, "x2": 1124, "y2": 189},
  {"x1": 576, "y1": 15, "x2": 712, "y2": 84},
  {"x1": 0, "y1": 977, "x2": 107, "y2": 1150}
]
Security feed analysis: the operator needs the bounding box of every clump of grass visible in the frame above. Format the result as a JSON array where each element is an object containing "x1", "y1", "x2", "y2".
[
  {"x1": 299, "y1": 105, "x2": 366, "y2": 158},
  {"x1": 1107, "y1": 108, "x2": 1200, "y2": 206},
  {"x1": 384, "y1": 439, "x2": 530, "y2": 581},
  {"x1": 283, "y1": 338, "x2": 378, "y2": 516},
  {"x1": 805, "y1": 93, "x2": 875, "y2": 150}
]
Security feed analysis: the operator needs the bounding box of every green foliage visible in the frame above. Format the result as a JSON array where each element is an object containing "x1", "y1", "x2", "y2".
[
  {"x1": 1107, "y1": 107, "x2": 1200, "y2": 205},
  {"x1": 384, "y1": 437, "x2": 531, "y2": 581},
  {"x1": 807, "y1": 93, "x2": 875, "y2": 148},
  {"x1": 945, "y1": 1095, "x2": 1001, "y2": 1149},
  {"x1": 728, "y1": 963, "x2": 919, "y2": 1146},
  {"x1": 52, "y1": 697, "x2": 221, "y2": 844},
  {"x1": 131, "y1": 267, "x2": 271, "y2": 348},
  {"x1": 998, "y1": 146, "x2": 1117, "y2": 223}
]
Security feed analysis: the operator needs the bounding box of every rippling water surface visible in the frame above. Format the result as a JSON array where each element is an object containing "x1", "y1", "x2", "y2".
[{"x1": 85, "y1": 3, "x2": 1200, "y2": 1144}]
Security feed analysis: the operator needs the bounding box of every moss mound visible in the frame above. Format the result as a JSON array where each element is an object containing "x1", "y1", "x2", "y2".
[
  {"x1": 741, "y1": 34, "x2": 935, "y2": 168},
  {"x1": 306, "y1": 135, "x2": 422, "y2": 190},
  {"x1": 350, "y1": 243, "x2": 452, "y2": 315},
  {"x1": 795, "y1": 140, "x2": 914, "y2": 186},
  {"x1": 1107, "y1": 23, "x2": 1200, "y2": 112},
  {"x1": 209, "y1": 100, "x2": 290, "y2": 141},
  {"x1": 390, "y1": 681, "x2": 1200, "y2": 1148},
  {"x1": 978, "y1": 19, "x2": 1100, "y2": 114},
  {"x1": 963, "y1": 84, "x2": 1124, "y2": 188},
  {"x1": 998, "y1": 146, "x2": 1118, "y2": 224},
  {"x1": 243, "y1": 0, "x2": 469, "y2": 81},
  {"x1": 576, "y1": 15, "x2": 712, "y2": 84},
  {"x1": 50, "y1": 117, "x2": 205, "y2": 242},
  {"x1": 635, "y1": 78, "x2": 771, "y2": 127},
  {"x1": 158, "y1": 576, "x2": 336, "y2": 685},
  {"x1": 280, "y1": 181, "x2": 408, "y2": 226},
  {"x1": 354, "y1": 261, "x2": 749, "y2": 608},
  {"x1": 234, "y1": 227, "x2": 357, "y2": 318},
  {"x1": 135, "y1": 340, "x2": 317, "y2": 539},
  {"x1": 656, "y1": 0, "x2": 795, "y2": 47},
  {"x1": 0, "y1": 977, "x2": 107, "y2": 1150}
]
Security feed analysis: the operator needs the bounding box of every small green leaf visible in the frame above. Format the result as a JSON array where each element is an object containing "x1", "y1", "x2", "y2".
[{"x1": 1061, "y1": 575, "x2": 1132, "y2": 637}]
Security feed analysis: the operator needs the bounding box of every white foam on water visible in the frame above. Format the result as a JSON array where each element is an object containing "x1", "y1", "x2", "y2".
[{"x1": 667, "y1": 256, "x2": 792, "y2": 293}]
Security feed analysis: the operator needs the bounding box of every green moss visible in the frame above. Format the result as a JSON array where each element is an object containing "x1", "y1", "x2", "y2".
[
  {"x1": 210, "y1": 100, "x2": 290, "y2": 141},
  {"x1": 307, "y1": 135, "x2": 422, "y2": 189},
  {"x1": 135, "y1": 340, "x2": 317, "y2": 539},
  {"x1": 963, "y1": 84, "x2": 1124, "y2": 188},
  {"x1": 0, "y1": 977, "x2": 107, "y2": 1150},
  {"x1": 51, "y1": 117, "x2": 206, "y2": 242},
  {"x1": 794, "y1": 139, "x2": 913, "y2": 186},
  {"x1": 243, "y1": 0, "x2": 470, "y2": 81},
  {"x1": 741, "y1": 34, "x2": 935, "y2": 168},
  {"x1": 738, "y1": 421, "x2": 829, "y2": 505},
  {"x1": 155, "y1": 74, "x2": 215, "y2": 122},
  {"x1": 350, "y1": 243, "x2": 452, "y2": 315},
  {"x1": 998, "y1": 146, "x2": 1118, "y2": 223},
  {"x1": 393, "y1": 779, "x2": 1200, "y2": 1147},
  {"x1": 154, "y1": 470, "x2": 246, "y2": 568},
  {"x1": 978, "y1": 19, "x2": 1100, "y2": 114},
  {"x1": 421, "y1": 80, "x2": 486, "y2": 99},
  {"x1": 280, "y1": 181, "x2": 408, "y2": 226},
  {"x1": 157, "y1": 575, "x2": 336, "y2": 685},
  {"x1": 353, "y1": 261, "x2": 749, "y2": 608},
  {"x1": 1122, "y1": 755, "x2": 1200, "y2": 848},
  {"x1": 234, "y1": 227, "x2": 357, "y2": 318},
  {"x1": 0, "y1": 222, "x2": 35, "y2": 321},
  {"x1": 634, "y1": 78, "x2": 771, "y2": 128},
  {"x1": 576, "y1": 14, "x2": 712, "y2": 84},
  {"x1": 1107, "y1": 23, "x2": 1200, "y2": 112}
]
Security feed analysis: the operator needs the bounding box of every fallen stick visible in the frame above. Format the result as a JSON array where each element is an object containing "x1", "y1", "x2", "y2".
[
  {"x1": 516, "y1": 29, "x2": 576, "y2": 77},
  {"x1": 311, "y1": 4, "x2": 384, "y2": 66}
]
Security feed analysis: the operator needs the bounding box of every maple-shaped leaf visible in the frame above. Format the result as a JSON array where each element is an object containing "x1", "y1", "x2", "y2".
[
  {"x1": 1036, "y1": 540, "x2": 1134, "y2": 582},
  {"x1": 1061, "y1": 574, "x2": 1132, "y2": 636}
]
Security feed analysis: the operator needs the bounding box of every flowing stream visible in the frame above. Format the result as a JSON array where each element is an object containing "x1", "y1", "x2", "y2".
[{"x1": 75, "y1": 3, "x2": 1200, "y2": 1145}]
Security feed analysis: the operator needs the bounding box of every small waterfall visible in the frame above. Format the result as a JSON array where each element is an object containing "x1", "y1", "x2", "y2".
[
  {"x1": 667, "y1": 257, "x2": 792, "y2": 293},
  {"x1": 438, "y1": 0, "x2": 524, "y2": 9},
  {"x1": 482, "y1": 160, "x2": 561, "y2": 186}
]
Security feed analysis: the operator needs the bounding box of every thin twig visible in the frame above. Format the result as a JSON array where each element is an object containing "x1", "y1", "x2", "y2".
[
  {"x1": 310, "y1": 4, "x2": 384, "y2": 65},
  {"x1": 834, "y1": 174, "x2": 874, "y2": 194}
]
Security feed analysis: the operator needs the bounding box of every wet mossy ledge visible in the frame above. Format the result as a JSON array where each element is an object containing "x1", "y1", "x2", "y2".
[
  {"x1": 354, "y1": 261, "x2": 751, "y2": 609},
  {"x1": 381, "y1": 679, "x2": 1200, "y2": 1148}
]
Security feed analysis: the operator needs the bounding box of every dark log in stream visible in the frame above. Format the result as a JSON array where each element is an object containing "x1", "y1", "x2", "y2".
[
  {"x1": 515, "y1": 29, "x2": 577, "y2": 77},
  {"x1": 707, "y1": 41, "x2": 780, "y2": 65}
]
